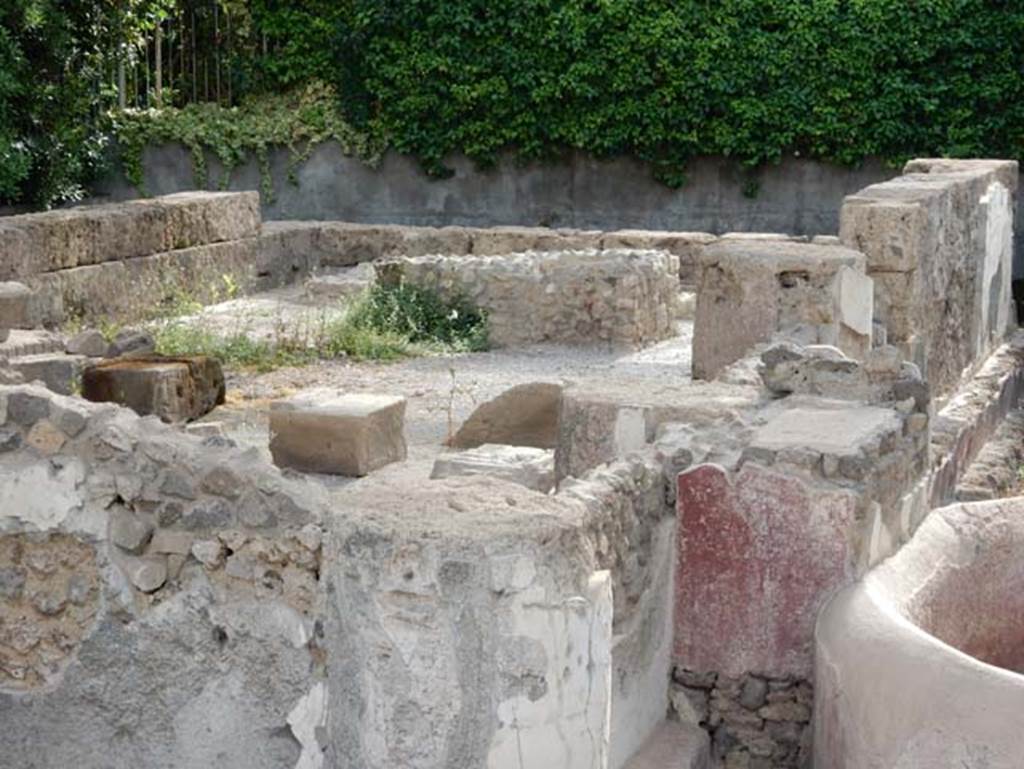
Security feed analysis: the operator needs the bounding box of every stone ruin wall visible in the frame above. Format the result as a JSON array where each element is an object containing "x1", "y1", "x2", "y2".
[
  {"x1": 840, "y1": 159, "x2": 1017, "y2": 403},
  {"x1": 0, "y1": 384, "x2": 330, "y2": 767},
  {"x1": 0, "y1": 157, "x2": 1022, "y2": 769},
  {"x1": 376, "y1": 249, "x2": 680, "y2": 348},
  {"x1": 0, "y1": 378, "x2": 683, "y2": 768}
]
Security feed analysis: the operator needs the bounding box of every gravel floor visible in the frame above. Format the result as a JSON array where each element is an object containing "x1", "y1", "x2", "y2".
[{"x1": 191, "y1": 287, "x2": 695, "y2": 465}]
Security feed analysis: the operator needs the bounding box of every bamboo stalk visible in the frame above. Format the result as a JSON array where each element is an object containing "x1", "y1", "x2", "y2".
[
  {"x1": 192, "y1": 8, "x2": 198, "y2": 103},
  {"x1": 214, "y1": 1, "x2": 221, "y2": 104},
  {"x1": 155, "y1": 22, "x2": 163, "y2": 107}
]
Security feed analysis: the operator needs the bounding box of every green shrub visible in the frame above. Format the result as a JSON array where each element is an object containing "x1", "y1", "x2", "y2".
[
  {"x1": 154, "y1": 321, "x2": 316, "y2": 373},
  {"x1": 344, "y1": 281, "x2": 489, "y2": 352},
  {"x1": 323, "y1": 281, "x2": 489, "y2": 361},
  {"x1": 336, "y1": 0, "x2": 1024, "y2": 181},
  {"x1": 150, "y1": 281, "x2": 488, "y2": 371}
]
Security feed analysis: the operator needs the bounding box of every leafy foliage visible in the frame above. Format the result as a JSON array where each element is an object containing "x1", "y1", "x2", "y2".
[
  {"x1": 335, "y1": 0, "x2": 1024, "y2": 181},
  {"x1": 112, "y1": 80, "x2": 384, "y2": 200},
  {"x1": 341, "y1": 281, "x2": 489, "y2": 353},
  {"x1": 0, "y1": 0, "x2": 173, "y2": 207}
]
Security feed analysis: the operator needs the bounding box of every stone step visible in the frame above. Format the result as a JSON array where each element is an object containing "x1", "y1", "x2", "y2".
[
  {"x1": 8, "y1": 353, "x2": 87, "y2": 396},
  {"x1": 622, "y1": 721, "x2": 711, "y2": 769},
  {"x1": 0, "y1": 329, "x2": 65, "y2": 358}
]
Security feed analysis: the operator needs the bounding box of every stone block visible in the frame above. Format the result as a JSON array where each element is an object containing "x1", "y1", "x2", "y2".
[
  {"x1": 692, "y1": 240, "x2": 870, "y2": 379},
  {"x1": 65, "y1": 329, "x2": 109, "y2": 357},
  {"x1": 469, "y1": 226, "x2": 601, "y2": 255},
  {"x1": 158, "y1": 191, "x2": 261, "y2": 250},
  {"x1": 326, "y1": 475, "x2": 614, "y2": 769},
  {"x1": 9, "y1": 353, "x2": 86, "y2": 396},
  {"x1": 431, "y1": 444, "x2": 555, "y2": 492},
  {"x1": 599, "y1": 230, "x2": 716, "y2": 284},
  {"x1": 450, "y1": 382, "x2": 562, "y2": 449},
  {"x1": 269, "y1": 390, "x2": 407, "y2": 476},
  {"x1": 0, "y1": 192, "x2": 261, "y2": 279},
  {"x1": 107, "y1": 329, "x2": 155, "y2": 358},
  {"x1": 81, "y1": 356, "x2": 225, "y2": 423},
  {"x1": 840, "y1": 159, "x2": 1018, "y2": 401},
  {"x1": 0, "y1": 329, "x2": 65, "y2": 358},
  {"x1": 0, "y1": 282, "x2": 35, "y2": 329},
  {"x1": 304, "y1": 264, "x2": 375, "y2": 302},
  {"x1": 749, "y1": 405, "x2": 902, "y2": 459}
]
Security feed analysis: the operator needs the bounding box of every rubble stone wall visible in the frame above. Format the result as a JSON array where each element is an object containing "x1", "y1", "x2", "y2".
[
  {"x1": 0, "y1": 384, "x2": 330, "y2": 769},
  {"x1": 327, "y1": 449, "x2": 678, "y2": 769},
  {"x1": 376, "y1": 249, "x2": 680, "y2": 348}
]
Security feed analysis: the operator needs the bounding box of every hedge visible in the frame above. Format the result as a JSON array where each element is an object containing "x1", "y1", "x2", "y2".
[{"x1": 335, "y1": 0, "x2": 1024, "y2": 183}]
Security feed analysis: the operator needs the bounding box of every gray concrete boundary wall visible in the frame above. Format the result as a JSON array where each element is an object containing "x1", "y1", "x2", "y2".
[{"x1": 92, "y1": 143, "x2": 916, "y2": 249}]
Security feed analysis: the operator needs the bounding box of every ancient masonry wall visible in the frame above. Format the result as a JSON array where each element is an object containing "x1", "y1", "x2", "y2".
[
  {"x1": 326, "y1": 450, "x2": 679, "y2": 769},
  {"x1": 840, "y1": 159, "x2": 1018, "y2": 402},
  {"x1": 376, "y1": 250, "x2": 680, "y2": 348},
  {"x1": 0, "y1": 380, "x2": 683, "y2": 769},
  {"x1": 0, "y1": 384, "x2": 330, "y2": 768}
]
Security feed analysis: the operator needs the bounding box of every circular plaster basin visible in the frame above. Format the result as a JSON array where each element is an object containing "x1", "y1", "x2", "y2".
[{"x1": 814, "y1": 497, "x2": 1024, "y2": 768}]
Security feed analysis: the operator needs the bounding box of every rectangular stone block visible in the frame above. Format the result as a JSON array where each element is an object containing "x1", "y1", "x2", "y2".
[
  {"x1": 9, "y1": 353, "x2": 86, "y2": 396},
  {"x1": 840, "y1": 158, "x2": 1019, "y2": 401},
  {"x1": 692, "y1": 240, "x2": 870, "y2": 379},
  {"x1": 469, "y1": 226, "x2": 601, "y2": 256},
  {"x1": 599, "y1": 230, "x2": 716, "y2": 284},
  {"x1": 0, "y1": 283, "x2": 36, "y2": 329},
  {"x1": 0, "y1": 192, "x2": 261, "y2": 280},
  {"x1": 269, "y1": 390, "x2": 407, "y2": 476},
  {"x1": 430, "y1": 444, "x2": 555, "y2": 492},
  {"x1": 81, "y1": 356, "x2": 225, "y2": 422}
]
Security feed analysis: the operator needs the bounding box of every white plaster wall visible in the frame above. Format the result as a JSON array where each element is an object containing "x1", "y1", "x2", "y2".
[
  {"x1": 608, "y1": 518, "x2": 676, "y2": 768},
  {"x1": 981, "y1": 180, "x2": 1014, "y2": 356},
  {"x1": 488, "y1": 570, "x2": 614, "y2": 769}
]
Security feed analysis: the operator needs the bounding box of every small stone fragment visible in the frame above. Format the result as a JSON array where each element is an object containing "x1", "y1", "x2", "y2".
[
  {"x1": 65, "y1": 575, "x2": 91, "y2": 605},
  {"x1": 296, "y1": 524, "x2": 322, "y2": 552},
  {"x1": 31, "y1": 590, "x2": 67, "y2": 616},
  {"x1": 0, "y1": 282, "x2": 35, "y2": 329},
  {"x1": 191, "y1": 539, "x2": 225, "y2": 568},
  {"x1": 123, "y1": 555, "x2": 168, "y2": 593},
  {"x1": 224, "y1": 552, "x2": 255, "y2": 581},
  {"x1": 739, "y1": 676, "x2": 769, "y2": 710},
  {"x1": 5, "y1": 391, "x2": 50, "y2": 426},
  {"x1": 166, "y1": 554, "x2": 187, "y2": 580},
  {"x1": 0, "y1": 567, "x2": 26, "y2": 600},
  {"x1": 109, "y1": 511, "x2": 154, "y2": 554},
  {"x1": 758, "y1": 702, "x2": 811, "y2": 722},
  {"x1": 149, "y1": 529, "x2": 194, "y2": 555},
  {"x1": 107, "y1": 328, "x2": 155, "y2": 357},
  {"x1": 66, "y1": 329, "x2": 109, "y2": 357},
  {"x1": 25, "y1": 420, "x2": 66, "y2": 455}
]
